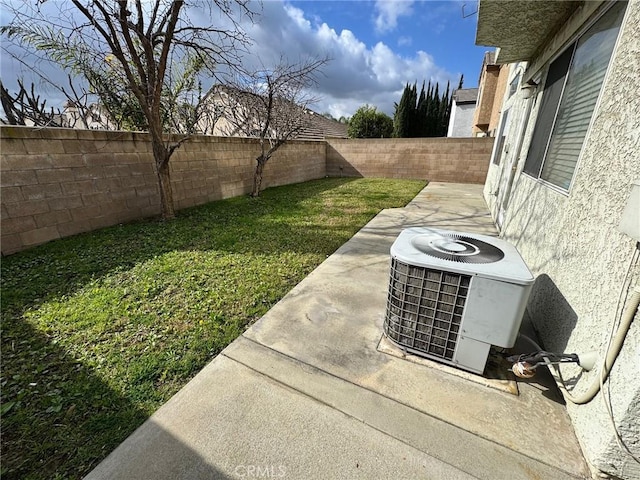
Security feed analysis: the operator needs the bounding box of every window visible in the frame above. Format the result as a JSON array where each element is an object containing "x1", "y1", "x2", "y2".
[
  {"x1": 522, "y1": 2, "x2": 626, "y2": 191},
  {"x1": 508, "y1": 73, "x2": 521, "y2": 99},
  {"x1": 492, "y1": 109, "x2": 509, "y2": 166}
]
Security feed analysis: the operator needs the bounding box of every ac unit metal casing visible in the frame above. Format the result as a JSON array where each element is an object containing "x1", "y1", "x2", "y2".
[{"x1": 383, "y1": 227, "x2": 534, "y2": 374}]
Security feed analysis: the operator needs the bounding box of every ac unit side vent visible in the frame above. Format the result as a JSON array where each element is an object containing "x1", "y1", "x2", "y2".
[{"x1": 384, "y1": 258, "x2": 470, "y2": 360}]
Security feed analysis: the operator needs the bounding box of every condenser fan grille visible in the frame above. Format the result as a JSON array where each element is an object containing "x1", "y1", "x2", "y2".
[
  {"x1": 384, "y1": 258, "x2": 470, "y2": 360},
  {"x1": 411, "y1": 233, "x2": 505, "y2": 264}
]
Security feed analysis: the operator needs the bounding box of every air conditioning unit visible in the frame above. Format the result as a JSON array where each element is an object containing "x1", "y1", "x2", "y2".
[{"x1": 383, "y1": 227, "x2": 534, "y2": 374}]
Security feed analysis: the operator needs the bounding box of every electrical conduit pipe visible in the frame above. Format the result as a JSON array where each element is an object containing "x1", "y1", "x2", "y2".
[{"x1": 533, "y1": 285, "x2": 640, "y2": 405}]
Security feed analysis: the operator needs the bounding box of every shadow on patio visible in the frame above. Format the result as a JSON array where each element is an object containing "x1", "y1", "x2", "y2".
[{"x1": 87, "y1": 182, "x2": 589, "y2": 480}]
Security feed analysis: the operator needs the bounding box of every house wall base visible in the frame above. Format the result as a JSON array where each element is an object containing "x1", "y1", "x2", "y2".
[{"x1": 483, "y1": 1, "x2": 640, "y2": 478}]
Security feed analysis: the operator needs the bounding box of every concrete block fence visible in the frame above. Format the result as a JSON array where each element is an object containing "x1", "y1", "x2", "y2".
[
  {"x1": 326, "y1": 137, "x2": 494, "y2": 183},
  {"x1": 1, "y1": 126, "x2": 493, "y2": 254}
]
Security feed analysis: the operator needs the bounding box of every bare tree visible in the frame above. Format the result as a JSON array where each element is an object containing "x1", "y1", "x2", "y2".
[
  {"x1": 0, "y1": 79, "x2": 65, "y2": 126},
  {"x1": 0, "y1": 75, "x2": 100, "y2": 128},
  {"x1": 0, "y1": 77, "x2": 121, "y2": 130},
  {"x1": 2, "y1": 0, "x2": 254, "y2": 219},
  {"x1": 215, "y1": 57, "x2": 328, "y2": 196},
  {"x1": 0, "y1": 40, "x2": 112, "y2": 129}
]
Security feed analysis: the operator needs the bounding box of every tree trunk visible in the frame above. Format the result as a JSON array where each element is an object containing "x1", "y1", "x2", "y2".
[
  {"x1": 157, "y1": 162, "x2": 175, "y2": 219},
  {"x1": 152, "y1": 141, "x2": 175, "y2": 219},
  {"x1": 252, "y1": 155, "x2": 266, "y2": 197}
]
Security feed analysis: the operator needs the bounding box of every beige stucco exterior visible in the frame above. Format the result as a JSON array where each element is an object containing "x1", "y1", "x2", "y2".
[
  {"x1": 480, "y1": 1, "x2": 640, "y2": 478},
  {"x1": 487, "y1": 66, "x2": 509, "y2": 135},
  {"x1": 472, "y1": 57, "x2": 509, "y2": 137}
]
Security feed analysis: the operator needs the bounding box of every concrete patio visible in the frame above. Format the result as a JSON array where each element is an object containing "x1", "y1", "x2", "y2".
[{"x1": 87, "y1": 182, "x2": 589, "y2": 480}]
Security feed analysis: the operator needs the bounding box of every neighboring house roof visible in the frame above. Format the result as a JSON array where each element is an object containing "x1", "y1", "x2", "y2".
[
  {"x1": 453, "y1": 88, "x2": 479, "y2": 104},
  {"x1": 207, "y1": 84, "x2": 347, "y2": 140},
  {"x1": 297, "y1": 111, "x2": 348, "y2": 140}
]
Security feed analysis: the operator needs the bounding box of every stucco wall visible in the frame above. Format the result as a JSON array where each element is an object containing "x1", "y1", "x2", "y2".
[
  {"x1": 1, "y1": 127, "x2": 325, "y2": 255},
  {"x1": 488, "y1": 65, "x2": 509, "y2": 135},
  {"x1": 326, "y1": 137, "x2": 493, "y2": 183},
  {"x1": 472, "y1": 64, "x2": 509, "y2": 137},
  {"x1": 484, "y1": 2, "x2": 640, "y2": 478},
  {"x1": 472, "y1": 66, "x2": 499, "y2": 132},
  {"x1": 447, "y1": 102, "x2": 476, "y2": 137}
]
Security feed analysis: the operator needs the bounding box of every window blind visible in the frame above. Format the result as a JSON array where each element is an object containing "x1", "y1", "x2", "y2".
[
  {"x1": 540, "y1": 2, "x2": 626, "y2": 190},
  {"x1": 522, "y1": 46, "x2": 574, "y2": 178}
]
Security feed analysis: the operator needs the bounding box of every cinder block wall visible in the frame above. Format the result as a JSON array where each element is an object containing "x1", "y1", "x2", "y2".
[
  {"x1": 326, "y1": 137, "x2": 493, "y2": 183},
  {"x1": 169, "y1": 135, "x2": 325, "y2": 210},
  {"x1": 1, "y1": 128, "x2": 494, "y2": 255},
  {"x1": 1, "y1": 127, "x2": 325, "y2": 255}
]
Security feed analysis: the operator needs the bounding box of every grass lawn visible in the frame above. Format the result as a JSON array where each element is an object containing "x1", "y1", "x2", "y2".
[{"x1": 1, "y1": 177, "x2": 426, "y2": 479}]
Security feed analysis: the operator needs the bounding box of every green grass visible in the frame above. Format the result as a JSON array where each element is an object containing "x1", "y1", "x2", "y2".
[{"x1": 1, "y1": 177, "x2": 426, "y2": 479}]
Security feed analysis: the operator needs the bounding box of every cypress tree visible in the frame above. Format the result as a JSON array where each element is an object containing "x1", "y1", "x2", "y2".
[
  {"x1": 393, "y1": 83, "x2": 413, "y2": 138},
  {"x1": 409, "y1": 82, "x2": 418, "y2": 137},
  {"x1": 422, "y1": 81, "x2": 430, "y2": 137},
  {"x1": 438, "y1": 80, "x2": 451, "y2": 136},
  {"x1": 416, "y1": 81, "x2": 428, "y2": 137},
  {"x1": 394, "y1": 78, "x2": 457, "y2": 137},
  {"x1": 432, "y1": 83, "x2": 440, "y2": 136},
  {"x1": 425, "y1": 82, "x2": 437, "y2": 137}
]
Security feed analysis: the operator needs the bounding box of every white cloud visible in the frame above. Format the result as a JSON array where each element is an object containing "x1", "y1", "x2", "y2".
[
  {"x1": 283, "y1": 3, "x2": 312, "y2": 31},
  {"x1": 241, "y1": 1, "x2": 453, "y2": 118},
  {"x1": 397, "y1": 36, "x2": 412, "y2": 47},
  {"x1": 374, "y1": 0, "x2": 414, "y2": 34},
  {"x1": 0, "y1": 0, "x2": 456, "y2": 120}
]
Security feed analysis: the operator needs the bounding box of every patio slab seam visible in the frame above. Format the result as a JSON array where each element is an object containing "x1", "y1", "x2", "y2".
[
  {"x1": 222, "y1": 335, "x2": 584, "y2": 479},
  {"x1": 218, "y1": 352, "x2": 475, "y2": 478},
  {"x1": 86, "y1": 182, "x2": 589, "y2": 480}
]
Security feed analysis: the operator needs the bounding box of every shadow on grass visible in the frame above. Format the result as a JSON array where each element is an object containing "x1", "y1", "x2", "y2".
[
  {"x1": 3, "y1": 314, "x2": 236, "y2": 479},
  {"x1": 1, "y1": 177, "x2": 426, "y2": 478},
  {"x1": 1, "y1": 317, "x2": 147, "y2": 479},
  {"x1": 1, "y1": 178, "x2": 358, "y2": 314}
]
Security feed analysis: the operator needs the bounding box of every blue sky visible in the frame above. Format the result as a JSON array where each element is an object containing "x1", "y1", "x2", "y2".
[
  {"x1": 290, "y1": 0, "x2": 486, "y2": 86},
  {"x1": 0, "y1": 0, "x2": 492, "y2": 119},
  {"x1": 243, "y1": 0, "x2": 490, "y2": 117}
]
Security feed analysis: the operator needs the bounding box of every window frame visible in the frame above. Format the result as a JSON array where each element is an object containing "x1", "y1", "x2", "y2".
[
  {"x1": 508, "y1": 72, "x2": 521, "y2": 99},
  {"x1": 521, "y1": 2, "x2": 626, "y2": 195}
]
